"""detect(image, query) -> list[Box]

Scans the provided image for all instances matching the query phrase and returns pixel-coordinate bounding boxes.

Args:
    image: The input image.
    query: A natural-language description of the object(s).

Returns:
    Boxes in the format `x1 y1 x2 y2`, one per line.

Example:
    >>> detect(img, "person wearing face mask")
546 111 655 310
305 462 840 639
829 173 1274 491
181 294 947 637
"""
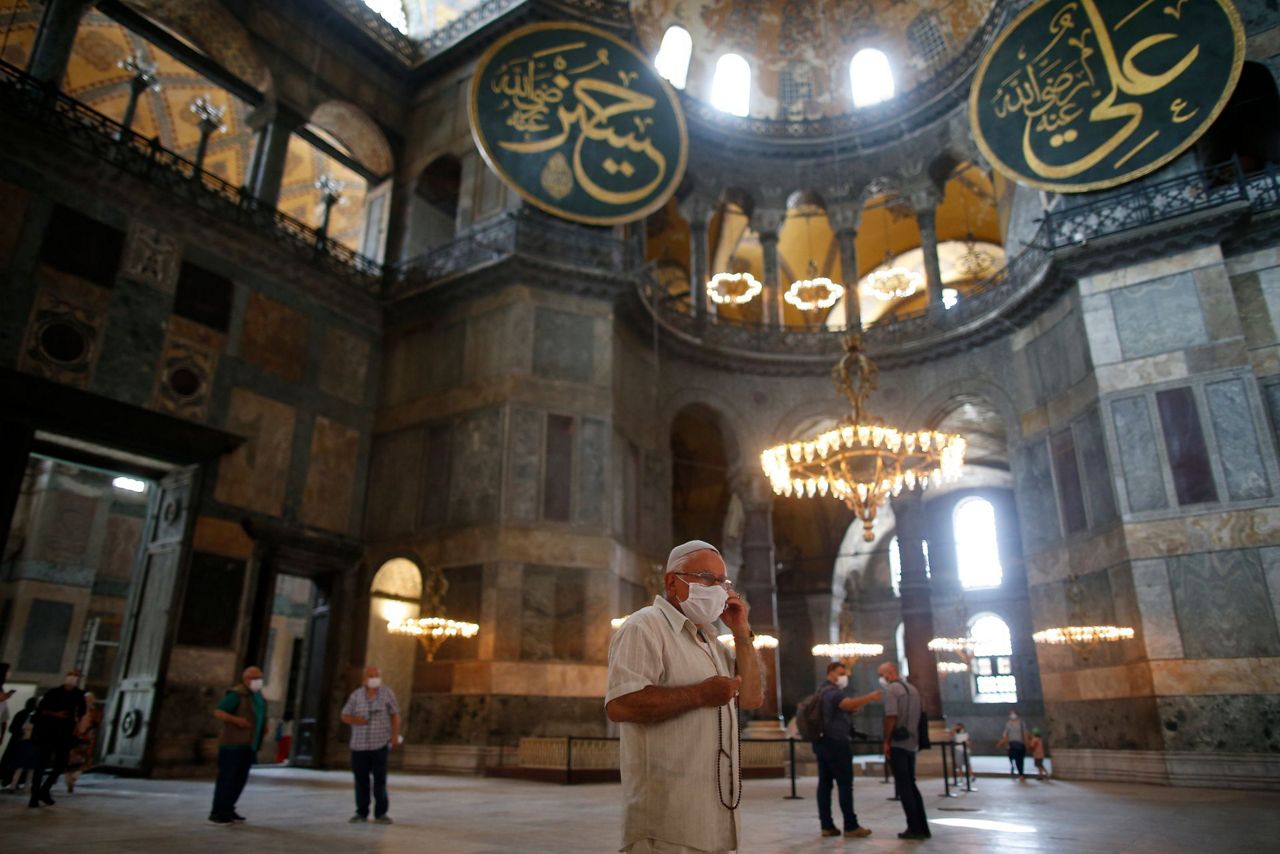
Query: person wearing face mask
606 540 765 853
209 665 266 826
878 661 929 840
812 661 882 839
340 665 402 824
27 669 86 808
996 710 1028 780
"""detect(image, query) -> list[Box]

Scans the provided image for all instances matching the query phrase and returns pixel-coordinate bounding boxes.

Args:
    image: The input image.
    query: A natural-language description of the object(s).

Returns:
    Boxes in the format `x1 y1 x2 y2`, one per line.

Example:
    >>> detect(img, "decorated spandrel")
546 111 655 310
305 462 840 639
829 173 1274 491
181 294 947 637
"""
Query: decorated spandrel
970 0 1244 193
470 22 688 226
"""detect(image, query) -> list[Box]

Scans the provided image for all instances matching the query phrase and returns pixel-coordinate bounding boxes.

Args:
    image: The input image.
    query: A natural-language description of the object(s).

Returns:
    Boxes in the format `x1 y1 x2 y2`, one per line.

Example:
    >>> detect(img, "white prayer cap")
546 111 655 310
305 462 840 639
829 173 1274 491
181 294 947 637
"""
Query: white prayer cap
665 540 721 573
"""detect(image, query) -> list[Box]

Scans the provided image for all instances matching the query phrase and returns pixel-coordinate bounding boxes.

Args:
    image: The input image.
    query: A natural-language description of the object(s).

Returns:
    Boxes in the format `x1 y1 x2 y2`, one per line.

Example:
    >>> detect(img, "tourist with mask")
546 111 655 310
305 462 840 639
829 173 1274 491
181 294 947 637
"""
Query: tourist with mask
340 664 401 824
606 540 765 853
997 710 1029 779
878 661 929 840
209 665 266 825
27 669 86 808
812 661 882 839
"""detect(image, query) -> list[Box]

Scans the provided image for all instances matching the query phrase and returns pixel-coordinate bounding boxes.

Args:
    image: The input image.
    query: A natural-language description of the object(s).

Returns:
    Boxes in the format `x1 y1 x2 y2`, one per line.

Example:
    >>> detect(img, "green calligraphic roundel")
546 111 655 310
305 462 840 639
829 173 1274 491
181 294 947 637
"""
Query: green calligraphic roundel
470 21 688 225
970 0 1244 193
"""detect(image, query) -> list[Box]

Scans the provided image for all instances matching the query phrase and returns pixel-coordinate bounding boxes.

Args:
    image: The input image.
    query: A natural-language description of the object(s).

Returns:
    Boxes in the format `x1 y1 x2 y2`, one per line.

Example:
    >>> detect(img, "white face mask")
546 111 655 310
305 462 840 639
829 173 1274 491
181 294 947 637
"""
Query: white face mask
366 677 381 689
248 678 264 693
878 676 891 690
835 675 849 690
679 582 729 626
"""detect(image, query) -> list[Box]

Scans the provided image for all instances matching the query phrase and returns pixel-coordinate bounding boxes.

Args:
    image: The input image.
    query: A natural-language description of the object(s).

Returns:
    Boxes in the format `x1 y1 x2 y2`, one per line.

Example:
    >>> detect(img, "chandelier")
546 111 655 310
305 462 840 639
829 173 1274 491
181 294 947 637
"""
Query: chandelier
1032 625 1134 660
864 259 923 301
785 213 844 312
718 633 779 650
928 636 976 654
387 566 479 661
955 236 996 280
936 661 969 674
812 642 884 659
760 334 966 541
707 271 762 305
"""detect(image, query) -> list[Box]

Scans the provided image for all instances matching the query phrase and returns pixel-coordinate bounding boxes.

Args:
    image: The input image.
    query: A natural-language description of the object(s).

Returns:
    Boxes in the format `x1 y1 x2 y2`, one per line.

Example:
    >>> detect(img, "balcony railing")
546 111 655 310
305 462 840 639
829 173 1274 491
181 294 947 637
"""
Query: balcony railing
0 61 384 293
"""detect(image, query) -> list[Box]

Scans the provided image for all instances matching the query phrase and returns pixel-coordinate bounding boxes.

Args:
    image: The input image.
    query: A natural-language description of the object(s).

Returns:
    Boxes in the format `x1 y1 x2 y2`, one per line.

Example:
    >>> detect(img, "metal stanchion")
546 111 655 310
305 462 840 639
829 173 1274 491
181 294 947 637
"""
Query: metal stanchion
785 738 802 799
963 741 974 791
565 735 573 786
940 741 959 797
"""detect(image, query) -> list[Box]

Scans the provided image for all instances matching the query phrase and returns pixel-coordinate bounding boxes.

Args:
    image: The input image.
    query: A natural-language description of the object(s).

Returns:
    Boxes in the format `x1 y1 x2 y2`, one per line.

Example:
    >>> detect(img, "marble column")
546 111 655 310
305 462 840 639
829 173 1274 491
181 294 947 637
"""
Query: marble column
28 0 91 85
891 491 943 720
914 205 946 312
834 227 861 330
735 473 782 724
759 229 782 328
689 210 709 326
246 107 305 209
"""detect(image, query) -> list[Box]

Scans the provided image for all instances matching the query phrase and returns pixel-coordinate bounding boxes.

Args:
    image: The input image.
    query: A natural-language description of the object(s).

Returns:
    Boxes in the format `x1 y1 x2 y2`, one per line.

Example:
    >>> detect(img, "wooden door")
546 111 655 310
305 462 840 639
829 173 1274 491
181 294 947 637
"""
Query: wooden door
100 465 199 771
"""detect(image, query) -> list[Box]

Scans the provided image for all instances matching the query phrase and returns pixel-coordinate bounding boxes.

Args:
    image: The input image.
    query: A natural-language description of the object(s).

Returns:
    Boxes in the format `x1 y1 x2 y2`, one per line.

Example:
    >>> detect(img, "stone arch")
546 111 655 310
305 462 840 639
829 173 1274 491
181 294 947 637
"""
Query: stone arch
769 397 848 447
905 376 1020 443
309 101 394 176
661 388 749 471
122 0 273 93
364 556 424 734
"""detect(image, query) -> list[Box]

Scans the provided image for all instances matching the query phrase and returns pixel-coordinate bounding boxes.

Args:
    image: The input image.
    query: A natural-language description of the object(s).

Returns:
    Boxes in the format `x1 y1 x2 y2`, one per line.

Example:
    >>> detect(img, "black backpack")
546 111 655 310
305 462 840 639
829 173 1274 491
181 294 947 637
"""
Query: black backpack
918 708 932 750
794 685 832 742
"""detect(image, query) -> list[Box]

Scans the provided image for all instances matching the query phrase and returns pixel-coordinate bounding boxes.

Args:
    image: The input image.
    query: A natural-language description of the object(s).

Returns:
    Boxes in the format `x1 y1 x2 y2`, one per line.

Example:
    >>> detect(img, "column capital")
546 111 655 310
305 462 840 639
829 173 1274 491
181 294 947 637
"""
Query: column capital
827 202 862 235
907 185 944 217
753 207 786 235
729 468 775 511
678 194 713 226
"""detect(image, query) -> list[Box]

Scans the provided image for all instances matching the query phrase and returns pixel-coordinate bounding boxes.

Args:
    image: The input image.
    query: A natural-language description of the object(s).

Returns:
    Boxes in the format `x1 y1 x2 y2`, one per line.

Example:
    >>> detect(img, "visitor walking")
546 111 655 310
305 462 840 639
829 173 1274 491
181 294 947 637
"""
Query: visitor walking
273 712 294 764
340 665 401 824
997 710 1029 779
605 540 765 853
208 665 266 826
1029 727 1048 779
810 660 881 838
65 692 103 793
28 670 87 807
878 661 929 840
1 697 38 792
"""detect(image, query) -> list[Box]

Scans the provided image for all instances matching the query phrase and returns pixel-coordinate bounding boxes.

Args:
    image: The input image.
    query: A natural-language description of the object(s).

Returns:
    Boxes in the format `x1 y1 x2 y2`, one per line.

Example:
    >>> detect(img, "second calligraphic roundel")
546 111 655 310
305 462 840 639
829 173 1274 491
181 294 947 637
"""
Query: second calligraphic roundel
969 0 1244 193
470 21 689 225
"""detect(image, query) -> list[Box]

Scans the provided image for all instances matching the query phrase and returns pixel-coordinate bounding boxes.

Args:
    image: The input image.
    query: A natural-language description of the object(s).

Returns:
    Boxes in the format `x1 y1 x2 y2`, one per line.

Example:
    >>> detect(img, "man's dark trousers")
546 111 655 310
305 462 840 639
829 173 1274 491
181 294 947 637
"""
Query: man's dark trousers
813 738 858 831
352 745 389 818
890 747 929 834
27 735 71 805
211 746 254 819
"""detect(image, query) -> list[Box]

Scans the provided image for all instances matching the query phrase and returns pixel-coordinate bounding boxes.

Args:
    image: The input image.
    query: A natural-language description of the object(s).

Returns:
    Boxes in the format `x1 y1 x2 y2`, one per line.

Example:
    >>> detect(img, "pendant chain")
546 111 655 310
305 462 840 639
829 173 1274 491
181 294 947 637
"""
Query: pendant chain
715 697 743 811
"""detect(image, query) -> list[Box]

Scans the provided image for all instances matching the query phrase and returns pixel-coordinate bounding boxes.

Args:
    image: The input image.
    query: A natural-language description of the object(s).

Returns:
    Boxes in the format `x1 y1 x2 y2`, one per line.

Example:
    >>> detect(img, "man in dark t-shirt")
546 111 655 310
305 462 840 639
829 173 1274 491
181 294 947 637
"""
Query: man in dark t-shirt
811 661 881 839
28 670 86 808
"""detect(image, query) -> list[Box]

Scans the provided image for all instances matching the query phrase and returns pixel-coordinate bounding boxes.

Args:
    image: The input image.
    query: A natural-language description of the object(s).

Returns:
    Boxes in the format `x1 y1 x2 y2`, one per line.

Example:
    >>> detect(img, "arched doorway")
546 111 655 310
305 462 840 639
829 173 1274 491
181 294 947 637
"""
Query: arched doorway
364 557 423 744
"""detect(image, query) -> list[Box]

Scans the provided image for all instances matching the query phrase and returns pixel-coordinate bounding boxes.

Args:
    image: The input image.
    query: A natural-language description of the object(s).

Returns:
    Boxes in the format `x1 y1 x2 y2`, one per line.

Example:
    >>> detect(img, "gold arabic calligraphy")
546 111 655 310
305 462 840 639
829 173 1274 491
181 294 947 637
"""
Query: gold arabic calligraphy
489 42 668 206
989 0 1201 179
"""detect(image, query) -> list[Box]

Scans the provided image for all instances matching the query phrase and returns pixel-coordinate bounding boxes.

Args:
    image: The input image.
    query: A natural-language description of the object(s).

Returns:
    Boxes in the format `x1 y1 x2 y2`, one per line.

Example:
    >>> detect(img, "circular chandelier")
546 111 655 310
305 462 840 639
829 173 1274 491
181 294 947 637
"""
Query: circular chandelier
387 566 479 661
865 262 923 302
707 271 762 305
1033 625 1134 648
761 335 966 541
784 275 844 311
812 642 884 659
955 237 997 280
928 636 976 654
718 633 779 650
936 661 969 674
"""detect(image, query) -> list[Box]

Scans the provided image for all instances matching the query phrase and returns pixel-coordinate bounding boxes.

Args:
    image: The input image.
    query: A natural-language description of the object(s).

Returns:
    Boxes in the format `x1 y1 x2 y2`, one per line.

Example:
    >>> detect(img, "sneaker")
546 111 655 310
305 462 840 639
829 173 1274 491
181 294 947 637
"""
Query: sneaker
821 827 840 837
373 815 393 825
349 815 367 823
231 812 247 823
845 827 872 838
898 830 931 840
208 816 234 826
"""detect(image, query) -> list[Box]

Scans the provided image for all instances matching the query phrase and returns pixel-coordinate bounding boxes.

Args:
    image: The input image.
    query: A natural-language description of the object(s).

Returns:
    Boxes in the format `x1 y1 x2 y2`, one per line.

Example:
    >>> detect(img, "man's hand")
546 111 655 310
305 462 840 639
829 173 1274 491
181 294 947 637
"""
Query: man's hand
699 675 742 707
344 716 370 726
233 715 252 730
884 738 892 761
721 591 751 637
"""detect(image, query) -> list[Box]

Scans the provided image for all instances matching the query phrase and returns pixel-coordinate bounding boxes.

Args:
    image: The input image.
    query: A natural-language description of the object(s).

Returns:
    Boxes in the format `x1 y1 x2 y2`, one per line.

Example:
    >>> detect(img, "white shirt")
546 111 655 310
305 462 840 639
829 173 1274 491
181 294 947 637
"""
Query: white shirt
606 595 741 852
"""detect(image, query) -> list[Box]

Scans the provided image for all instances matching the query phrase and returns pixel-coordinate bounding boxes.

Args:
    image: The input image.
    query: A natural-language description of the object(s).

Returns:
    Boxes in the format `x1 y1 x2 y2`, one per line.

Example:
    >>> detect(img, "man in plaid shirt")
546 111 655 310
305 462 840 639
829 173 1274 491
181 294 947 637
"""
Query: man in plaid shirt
340 665 401 824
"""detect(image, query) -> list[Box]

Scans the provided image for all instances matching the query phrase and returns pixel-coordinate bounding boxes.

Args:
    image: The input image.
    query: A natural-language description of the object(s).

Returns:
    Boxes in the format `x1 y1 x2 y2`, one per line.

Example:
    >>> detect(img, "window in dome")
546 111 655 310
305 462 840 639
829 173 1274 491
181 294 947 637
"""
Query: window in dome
362 0 409 33
711 53 751 117
849 49 894 108
954 497 1003 589
654 26 692 89
778 62 814 118
907 12 950 71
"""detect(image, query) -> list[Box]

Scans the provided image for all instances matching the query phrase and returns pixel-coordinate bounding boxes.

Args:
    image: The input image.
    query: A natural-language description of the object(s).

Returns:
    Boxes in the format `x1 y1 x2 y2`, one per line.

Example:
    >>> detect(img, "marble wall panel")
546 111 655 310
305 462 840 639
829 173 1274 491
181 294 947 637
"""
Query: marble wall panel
466 306 515 382
101 513 144 581
1261 267 1280 336
520 565 588 662
506 407 543 522
1168 549 1280 658
1075 408 1118 528
119 222 180 293
1110 273 1209 360
36 491 98 564
364 427 424 539
406 694 607 744
1194 265 1243 342
317 326 370 405
92 278 171 406
639 452 669 556
300 416 361 533
1012 439 1059 552
213 388 297 517
1264 547 1280 639
19 266 112 388
1264 382 1280 451
383 322 464 406
150 316 223 422
532 308 593 383
1131 558 1184 659
1082 293 1123 365
1110 396 1168 512
0 179 30 272
448 407 503 527
1205 379 1271 501
1045 696 1164 750
238 291 308 382
576 417 608 527
1027 312 1089 403
1158 694 1280 753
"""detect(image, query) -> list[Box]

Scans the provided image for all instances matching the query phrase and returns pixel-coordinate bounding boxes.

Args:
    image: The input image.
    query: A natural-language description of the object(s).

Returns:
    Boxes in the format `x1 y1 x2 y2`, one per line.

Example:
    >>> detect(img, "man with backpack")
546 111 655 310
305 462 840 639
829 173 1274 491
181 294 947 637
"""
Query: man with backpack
798 661 882 839
879 661 930 840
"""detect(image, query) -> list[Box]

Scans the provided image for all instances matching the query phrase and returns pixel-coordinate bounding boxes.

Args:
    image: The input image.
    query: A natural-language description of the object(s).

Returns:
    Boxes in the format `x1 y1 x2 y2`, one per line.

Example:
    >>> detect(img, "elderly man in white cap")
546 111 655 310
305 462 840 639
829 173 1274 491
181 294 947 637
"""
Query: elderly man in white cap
606 540 764 853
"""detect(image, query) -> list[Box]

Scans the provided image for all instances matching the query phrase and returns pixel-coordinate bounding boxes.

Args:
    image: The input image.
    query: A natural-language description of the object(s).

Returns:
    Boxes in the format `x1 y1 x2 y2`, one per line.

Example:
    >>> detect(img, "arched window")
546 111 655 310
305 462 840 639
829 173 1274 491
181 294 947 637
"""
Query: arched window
711 53 751 117
895 621 909 677
906 12 949 71
362 0 408 34
969 613 1017 703
849 48 894 108
954 496 1002 588
654 26 693 90
889 535 931 597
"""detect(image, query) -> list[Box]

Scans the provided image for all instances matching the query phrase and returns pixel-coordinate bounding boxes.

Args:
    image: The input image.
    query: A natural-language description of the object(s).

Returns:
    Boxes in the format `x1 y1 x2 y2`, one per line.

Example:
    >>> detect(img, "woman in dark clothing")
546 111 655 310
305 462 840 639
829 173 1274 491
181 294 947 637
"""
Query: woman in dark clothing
1 697 39 792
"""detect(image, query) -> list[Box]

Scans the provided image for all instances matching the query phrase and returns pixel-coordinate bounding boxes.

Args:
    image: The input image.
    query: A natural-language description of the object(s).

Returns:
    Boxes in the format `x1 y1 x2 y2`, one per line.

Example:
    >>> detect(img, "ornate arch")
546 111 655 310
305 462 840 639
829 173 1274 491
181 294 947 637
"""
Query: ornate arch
310 100 394 176
122 0 273 92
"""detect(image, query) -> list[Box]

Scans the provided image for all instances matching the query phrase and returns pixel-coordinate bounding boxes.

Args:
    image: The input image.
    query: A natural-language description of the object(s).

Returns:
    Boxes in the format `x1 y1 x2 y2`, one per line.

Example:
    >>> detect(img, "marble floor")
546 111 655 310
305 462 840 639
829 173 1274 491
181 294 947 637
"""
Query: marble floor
2 765 1277 853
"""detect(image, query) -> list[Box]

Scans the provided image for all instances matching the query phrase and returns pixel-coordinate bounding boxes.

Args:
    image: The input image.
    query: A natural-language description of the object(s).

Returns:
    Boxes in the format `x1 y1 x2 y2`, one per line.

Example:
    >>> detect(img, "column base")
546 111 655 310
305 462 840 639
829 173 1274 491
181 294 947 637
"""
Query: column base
1052 748 1280 790
744 718 786 739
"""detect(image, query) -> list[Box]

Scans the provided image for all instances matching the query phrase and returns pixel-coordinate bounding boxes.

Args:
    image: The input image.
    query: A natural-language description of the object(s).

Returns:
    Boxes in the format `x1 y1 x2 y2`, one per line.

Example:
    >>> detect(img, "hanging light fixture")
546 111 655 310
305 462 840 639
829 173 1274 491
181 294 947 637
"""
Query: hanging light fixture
955 232 996 280
707 271 762 305
718 633 780 650
928 636 976 654
760 334 966 541
784 211 844 312
864 199 923 301
937 661 969 674
1032 572 1134 660
812 642 884 659
388 565 479 661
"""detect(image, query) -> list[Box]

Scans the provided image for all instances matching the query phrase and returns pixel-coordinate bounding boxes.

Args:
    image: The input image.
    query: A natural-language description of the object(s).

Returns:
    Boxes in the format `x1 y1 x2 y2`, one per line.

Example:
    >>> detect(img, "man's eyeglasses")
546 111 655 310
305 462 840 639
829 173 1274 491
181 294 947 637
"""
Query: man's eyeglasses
676 572 734 590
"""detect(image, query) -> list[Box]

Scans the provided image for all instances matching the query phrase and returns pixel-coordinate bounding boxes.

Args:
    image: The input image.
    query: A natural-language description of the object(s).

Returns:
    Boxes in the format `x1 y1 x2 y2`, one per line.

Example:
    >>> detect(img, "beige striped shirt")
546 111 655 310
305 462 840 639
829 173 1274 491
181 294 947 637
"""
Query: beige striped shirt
606 595 741 853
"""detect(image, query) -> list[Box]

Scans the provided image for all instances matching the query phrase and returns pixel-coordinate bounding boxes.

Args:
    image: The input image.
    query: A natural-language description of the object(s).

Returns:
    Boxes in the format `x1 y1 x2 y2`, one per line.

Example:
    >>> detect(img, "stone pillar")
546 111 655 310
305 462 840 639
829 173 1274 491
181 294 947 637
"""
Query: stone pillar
28 0 91 85
680 196 711 326
913 201 945 311
759 228 781 328
829 202 862 330
247 107 305 209
734 472 783 726
891 491 943 720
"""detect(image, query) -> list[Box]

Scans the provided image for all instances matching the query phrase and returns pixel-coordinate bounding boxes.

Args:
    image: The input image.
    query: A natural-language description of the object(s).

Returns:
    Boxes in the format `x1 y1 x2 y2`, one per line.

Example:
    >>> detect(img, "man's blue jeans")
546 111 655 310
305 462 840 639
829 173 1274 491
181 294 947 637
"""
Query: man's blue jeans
813 738 858 831
211 746 253 819
351 745 389 818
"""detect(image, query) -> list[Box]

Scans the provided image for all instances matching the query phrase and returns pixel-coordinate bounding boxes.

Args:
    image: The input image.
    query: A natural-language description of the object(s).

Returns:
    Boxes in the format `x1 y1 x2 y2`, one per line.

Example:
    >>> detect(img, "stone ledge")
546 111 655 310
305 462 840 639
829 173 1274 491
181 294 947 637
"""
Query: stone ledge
1053 748 1280 790
402 744 504 775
